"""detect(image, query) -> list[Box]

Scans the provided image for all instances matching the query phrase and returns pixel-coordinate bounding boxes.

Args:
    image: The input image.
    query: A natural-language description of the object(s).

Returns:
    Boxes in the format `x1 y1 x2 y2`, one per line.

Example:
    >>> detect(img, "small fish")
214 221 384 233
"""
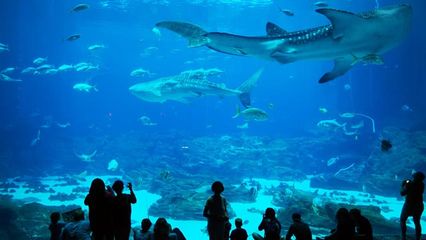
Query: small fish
130 68 153 77
339 112 355 118
327 156 339 166
66 34 80 41
314 1 328 7
344 84 351 91
319 107 328 113
350 120 364 129
237 122 249 129
280 9 295 16
0 73 22 82
33 57 48 65
56 122 71 128
88 44 105 51
21 67 37 74
381 139 392 152
233 106 268 121
73 83 98 92
268 103 274 109
72 3 89 12
0 43 9 53
57 64 74 72
1 67 15 74
152 27 161 38
139 116 157 126
401 104 413 112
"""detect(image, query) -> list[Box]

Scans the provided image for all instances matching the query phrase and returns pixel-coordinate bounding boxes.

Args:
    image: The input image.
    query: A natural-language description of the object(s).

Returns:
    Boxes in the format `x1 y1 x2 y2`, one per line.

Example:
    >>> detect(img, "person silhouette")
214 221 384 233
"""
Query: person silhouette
112 180 137 240
84 178 114 240
49 212 65 240
203 181 229 240
323 208 355 240
230 218 248 240
349 208 372 240
133 218 153 240
400 171 425 240
285 213 312 240
253 208 281 240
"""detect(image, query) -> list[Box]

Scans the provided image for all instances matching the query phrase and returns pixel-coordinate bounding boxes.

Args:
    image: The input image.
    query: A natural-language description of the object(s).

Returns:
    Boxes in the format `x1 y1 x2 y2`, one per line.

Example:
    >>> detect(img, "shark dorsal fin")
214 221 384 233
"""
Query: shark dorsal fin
266 22 288 37
316 8 365 40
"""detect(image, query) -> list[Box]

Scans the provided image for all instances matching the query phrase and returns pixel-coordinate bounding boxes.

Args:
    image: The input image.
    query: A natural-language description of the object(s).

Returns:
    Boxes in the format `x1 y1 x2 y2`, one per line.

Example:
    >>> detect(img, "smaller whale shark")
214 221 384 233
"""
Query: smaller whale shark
129 68 263 107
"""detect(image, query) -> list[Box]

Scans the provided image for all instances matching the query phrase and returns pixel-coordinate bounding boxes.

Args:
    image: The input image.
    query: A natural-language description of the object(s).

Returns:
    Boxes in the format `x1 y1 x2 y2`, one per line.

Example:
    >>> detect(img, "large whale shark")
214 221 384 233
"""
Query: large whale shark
156 4 412 83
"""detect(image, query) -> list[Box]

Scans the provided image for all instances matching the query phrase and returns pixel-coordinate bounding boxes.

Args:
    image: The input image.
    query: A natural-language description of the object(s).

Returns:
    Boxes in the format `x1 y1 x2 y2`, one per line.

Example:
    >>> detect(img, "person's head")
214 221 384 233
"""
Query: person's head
235 218 243 228
349 208 361 220
141 218 152 232
413 171 425 182
50 212 61 224
89 178 105 196
292 213 302 222
211 181 224 194
72 209 85 222
154 217 171 239
112 180 124 194
336 208 350 222
264 208 276 220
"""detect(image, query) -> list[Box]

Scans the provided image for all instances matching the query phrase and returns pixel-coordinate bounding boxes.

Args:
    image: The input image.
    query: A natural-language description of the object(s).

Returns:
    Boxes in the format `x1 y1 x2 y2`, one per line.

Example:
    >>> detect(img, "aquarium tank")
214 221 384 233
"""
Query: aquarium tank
0 0 425 239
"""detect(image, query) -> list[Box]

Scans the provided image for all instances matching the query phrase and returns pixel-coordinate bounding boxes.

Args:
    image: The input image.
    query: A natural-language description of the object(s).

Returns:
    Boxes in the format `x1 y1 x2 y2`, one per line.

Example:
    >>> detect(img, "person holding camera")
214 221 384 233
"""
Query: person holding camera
253 208 282 240
112 180 137 240
400 171 425 240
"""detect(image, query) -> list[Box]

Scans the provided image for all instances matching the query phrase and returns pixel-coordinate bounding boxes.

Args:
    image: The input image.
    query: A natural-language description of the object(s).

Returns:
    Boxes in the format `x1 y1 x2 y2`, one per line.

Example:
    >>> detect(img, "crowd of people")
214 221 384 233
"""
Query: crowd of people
49 171 425 240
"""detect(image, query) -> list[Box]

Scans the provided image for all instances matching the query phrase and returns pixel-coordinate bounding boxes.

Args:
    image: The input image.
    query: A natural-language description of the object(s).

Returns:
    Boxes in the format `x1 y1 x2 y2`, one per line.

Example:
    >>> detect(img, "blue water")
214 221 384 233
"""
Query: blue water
0 0 425 177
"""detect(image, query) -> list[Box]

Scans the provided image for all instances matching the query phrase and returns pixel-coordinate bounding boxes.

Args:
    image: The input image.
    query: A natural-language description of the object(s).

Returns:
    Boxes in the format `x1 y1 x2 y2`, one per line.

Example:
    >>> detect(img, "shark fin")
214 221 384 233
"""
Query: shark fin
237 68 264 108
266 22 288 37
156 21 209 47
319 56 354 83
316 8 365 40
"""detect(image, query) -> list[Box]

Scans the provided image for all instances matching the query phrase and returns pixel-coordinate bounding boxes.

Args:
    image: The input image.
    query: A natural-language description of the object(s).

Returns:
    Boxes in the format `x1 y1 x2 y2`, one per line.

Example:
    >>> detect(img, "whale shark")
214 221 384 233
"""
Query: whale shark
129 68 263 107
156 4 412 83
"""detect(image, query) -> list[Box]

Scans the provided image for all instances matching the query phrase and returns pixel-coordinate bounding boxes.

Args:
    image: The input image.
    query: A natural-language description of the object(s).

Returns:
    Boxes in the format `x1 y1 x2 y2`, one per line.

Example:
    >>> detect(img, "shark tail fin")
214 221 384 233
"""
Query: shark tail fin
237 68 264 108
155 21 209 47
232 105 241 119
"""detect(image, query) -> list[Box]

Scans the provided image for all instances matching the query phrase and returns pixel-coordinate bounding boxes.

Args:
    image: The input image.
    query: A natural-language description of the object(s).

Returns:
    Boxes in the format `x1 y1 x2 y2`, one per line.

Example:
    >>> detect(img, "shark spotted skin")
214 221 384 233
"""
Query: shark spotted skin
129 68 263 106
156 4 412 83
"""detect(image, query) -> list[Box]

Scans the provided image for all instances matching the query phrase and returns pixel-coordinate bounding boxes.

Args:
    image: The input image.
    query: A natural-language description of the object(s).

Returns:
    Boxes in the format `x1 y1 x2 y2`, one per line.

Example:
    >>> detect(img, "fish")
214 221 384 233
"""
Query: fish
33 57 47 65
339 112 355 118
130 68 153 77
314 1 328 8
0 73 22 82
381 139 392 152
71 3 89 12
233 106 268 121
343 84 351 90
107 159 119 171
57 64 74 72
0 43 9 53
129 68 263 107
401 104 413 112
1 67 15 74
36 64 55 71
75 150 97 162
139 116 157 126
88 44 105 51
280 9 295 16
66 34 80 41
327 156 339 166
156 4 412 83
73 83 98 92
317 119 346 130
319 107 328 113
237 122 249 129
21 67 37 74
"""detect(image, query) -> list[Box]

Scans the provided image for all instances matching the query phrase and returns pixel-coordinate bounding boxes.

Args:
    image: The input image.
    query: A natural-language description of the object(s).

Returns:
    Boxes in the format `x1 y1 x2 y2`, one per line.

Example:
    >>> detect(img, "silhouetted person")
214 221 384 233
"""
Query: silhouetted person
323 208 355 240
230 218 248 240
134 218 153 240
400 171 425 240
112 180 137 240
61 208 91 240
285 213 312 240
349 208 372 240
84 178 114 240
203 181 229 240
253 208 282 240
153 217 178 240
49 212 65 240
